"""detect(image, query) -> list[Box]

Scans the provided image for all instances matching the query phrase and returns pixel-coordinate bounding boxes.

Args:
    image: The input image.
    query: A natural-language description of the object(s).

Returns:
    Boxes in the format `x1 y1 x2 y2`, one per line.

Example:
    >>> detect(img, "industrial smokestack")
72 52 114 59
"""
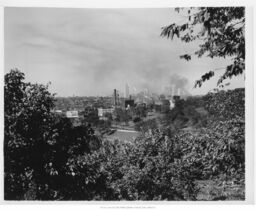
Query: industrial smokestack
177 88 181 96
125 83 129 99
171 85 175 97
114 89 117 106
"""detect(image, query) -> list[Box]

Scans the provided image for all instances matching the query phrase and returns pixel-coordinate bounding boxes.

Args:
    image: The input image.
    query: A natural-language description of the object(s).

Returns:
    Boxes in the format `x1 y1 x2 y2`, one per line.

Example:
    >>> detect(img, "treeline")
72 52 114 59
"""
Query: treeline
54 96 113 111
4 69 245 200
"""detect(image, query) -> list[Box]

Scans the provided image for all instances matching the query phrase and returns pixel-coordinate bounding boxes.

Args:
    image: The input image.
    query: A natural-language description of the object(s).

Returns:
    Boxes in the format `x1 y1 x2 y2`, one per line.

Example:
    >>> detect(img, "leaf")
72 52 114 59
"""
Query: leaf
180 23 188 31
175 8 180 13
194 71 215 88
179 54 191 61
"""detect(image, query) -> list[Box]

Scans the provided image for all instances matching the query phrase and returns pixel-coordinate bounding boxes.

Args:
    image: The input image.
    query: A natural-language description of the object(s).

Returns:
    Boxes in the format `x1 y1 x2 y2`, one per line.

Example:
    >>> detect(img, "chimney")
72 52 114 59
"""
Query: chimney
177 88 181 96
125 83 129 99
114 89 117 106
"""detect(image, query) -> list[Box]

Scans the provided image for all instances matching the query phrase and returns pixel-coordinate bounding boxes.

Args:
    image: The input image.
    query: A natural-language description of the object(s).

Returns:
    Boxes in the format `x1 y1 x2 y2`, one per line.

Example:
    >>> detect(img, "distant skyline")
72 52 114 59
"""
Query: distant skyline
5 7 244 97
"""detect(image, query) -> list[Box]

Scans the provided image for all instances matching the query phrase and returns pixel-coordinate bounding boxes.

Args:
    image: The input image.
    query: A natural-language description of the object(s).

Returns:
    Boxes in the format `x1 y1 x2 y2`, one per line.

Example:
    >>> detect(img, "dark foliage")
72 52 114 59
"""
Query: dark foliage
4 69 101 200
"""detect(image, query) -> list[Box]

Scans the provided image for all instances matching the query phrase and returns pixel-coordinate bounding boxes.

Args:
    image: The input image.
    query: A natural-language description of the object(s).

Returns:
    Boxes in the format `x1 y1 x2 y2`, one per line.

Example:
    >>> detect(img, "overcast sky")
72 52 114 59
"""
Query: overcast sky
4 7 244 97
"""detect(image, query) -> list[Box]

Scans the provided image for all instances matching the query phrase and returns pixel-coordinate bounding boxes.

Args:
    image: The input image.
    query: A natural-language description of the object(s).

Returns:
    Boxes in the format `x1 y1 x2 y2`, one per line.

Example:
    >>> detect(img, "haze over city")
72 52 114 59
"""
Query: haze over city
5 7 244 97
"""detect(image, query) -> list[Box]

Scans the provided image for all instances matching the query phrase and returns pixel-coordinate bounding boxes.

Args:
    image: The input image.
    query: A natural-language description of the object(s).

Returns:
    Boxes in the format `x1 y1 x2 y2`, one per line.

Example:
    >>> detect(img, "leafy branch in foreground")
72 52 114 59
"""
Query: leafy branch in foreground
161 7 245 87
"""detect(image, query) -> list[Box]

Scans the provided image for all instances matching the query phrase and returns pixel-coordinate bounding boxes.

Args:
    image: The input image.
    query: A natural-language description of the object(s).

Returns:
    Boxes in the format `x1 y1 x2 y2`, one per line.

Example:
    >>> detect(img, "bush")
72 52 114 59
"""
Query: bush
134 119 158 132
72 132 198 200
203 88 245 120
133 116 141 123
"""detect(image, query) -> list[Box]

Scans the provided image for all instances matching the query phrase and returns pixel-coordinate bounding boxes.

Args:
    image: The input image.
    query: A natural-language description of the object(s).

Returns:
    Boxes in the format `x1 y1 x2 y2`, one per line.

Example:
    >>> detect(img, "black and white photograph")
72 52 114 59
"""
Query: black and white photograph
1 0 254 205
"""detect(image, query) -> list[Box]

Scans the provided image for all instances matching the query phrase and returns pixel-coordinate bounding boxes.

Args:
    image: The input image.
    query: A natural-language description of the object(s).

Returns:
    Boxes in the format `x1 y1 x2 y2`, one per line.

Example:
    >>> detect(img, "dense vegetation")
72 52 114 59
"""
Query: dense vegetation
4 70 245 200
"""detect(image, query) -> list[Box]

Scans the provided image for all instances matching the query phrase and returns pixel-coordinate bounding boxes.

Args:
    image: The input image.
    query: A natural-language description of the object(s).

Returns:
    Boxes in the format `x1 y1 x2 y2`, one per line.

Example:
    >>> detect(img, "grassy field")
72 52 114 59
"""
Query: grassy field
105 130 140 142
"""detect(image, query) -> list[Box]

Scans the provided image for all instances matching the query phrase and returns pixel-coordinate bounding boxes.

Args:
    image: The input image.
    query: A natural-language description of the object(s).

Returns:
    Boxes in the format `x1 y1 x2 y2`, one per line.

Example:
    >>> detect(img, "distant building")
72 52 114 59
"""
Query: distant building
161 99 170 112
52 109 63 114
164 86 172 96
125 100 134 109
159 94 166 100
173 95 180 102
98 108 114 120
113 89 121 106
51 109 65 117
135 95 154 106
66 110 79 118
125 95 135 109
169 99 175 109
125 83 129 99
154 99 170 113
154 100 161 112
177 88 181 96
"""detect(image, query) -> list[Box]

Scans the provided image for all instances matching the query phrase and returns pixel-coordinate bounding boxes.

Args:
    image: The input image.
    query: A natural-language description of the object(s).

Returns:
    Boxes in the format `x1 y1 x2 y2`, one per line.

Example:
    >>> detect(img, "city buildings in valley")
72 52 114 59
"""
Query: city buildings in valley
66 110 79 118
98 107 114 120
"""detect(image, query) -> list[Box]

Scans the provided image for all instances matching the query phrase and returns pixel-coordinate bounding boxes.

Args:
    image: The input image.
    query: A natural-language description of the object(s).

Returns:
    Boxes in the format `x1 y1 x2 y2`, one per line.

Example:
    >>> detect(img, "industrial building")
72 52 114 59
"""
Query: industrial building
125 95 135 109
97 107 114 120
125 83 129 99
66 110 79 118
154 99 170 113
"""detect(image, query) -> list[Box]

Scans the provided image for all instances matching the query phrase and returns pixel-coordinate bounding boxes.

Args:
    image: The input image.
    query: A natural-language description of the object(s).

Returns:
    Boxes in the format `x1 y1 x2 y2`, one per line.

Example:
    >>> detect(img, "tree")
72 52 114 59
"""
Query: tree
134 105 147 118
82 106 99 126
134 119 158 133
113 108 130 124
4 69 101 200
161 7 245 87
4 69 56 199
